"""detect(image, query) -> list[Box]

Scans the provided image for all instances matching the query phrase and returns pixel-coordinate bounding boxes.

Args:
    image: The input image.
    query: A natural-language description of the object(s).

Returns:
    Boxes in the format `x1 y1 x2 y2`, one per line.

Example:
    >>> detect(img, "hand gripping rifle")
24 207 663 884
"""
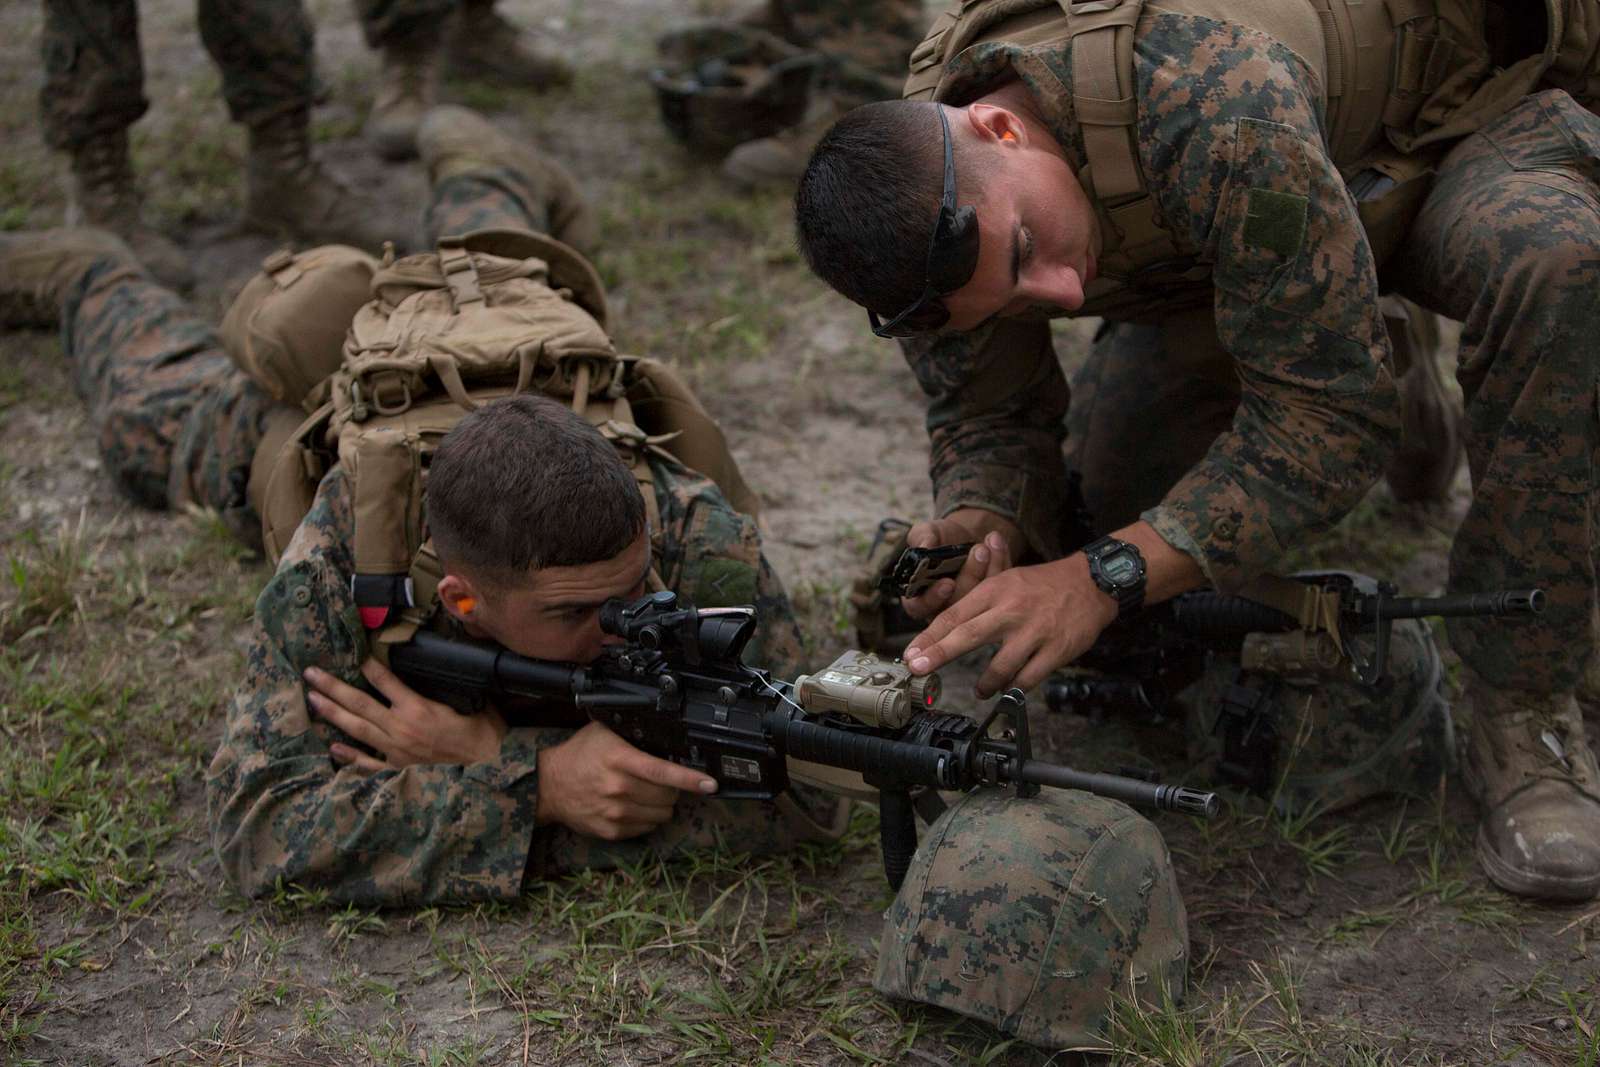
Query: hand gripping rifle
388 590 1220 890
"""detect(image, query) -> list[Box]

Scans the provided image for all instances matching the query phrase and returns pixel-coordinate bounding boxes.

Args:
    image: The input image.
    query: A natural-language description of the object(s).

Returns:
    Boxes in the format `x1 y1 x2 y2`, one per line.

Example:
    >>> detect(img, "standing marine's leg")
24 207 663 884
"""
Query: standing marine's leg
195 0 391 250
39 0 192 289
353 0 450 161
1392 89 1600 901
356 0 571 162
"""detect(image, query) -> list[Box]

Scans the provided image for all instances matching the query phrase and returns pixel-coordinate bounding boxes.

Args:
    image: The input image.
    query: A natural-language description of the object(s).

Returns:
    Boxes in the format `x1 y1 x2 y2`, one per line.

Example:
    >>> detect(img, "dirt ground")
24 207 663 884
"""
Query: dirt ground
2 1 1598 1064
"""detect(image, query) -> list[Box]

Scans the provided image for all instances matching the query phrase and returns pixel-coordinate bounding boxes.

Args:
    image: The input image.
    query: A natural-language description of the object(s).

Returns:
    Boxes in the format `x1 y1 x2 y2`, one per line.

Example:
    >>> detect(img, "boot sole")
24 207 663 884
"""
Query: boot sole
1475 823 1600 901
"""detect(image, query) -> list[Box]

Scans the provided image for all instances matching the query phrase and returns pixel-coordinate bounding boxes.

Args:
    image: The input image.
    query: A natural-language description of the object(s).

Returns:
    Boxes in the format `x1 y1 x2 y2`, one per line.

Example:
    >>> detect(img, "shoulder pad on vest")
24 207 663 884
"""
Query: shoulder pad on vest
902 0 1064 101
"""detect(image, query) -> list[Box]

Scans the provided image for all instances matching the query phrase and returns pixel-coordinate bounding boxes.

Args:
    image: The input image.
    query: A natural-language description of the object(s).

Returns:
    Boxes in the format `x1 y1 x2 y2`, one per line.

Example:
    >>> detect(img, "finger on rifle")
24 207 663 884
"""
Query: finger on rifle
905 588 989 673
1013 647 1066 697
974 624 1041 699
360 657 431 710
920 612 1005 680
618 798 676 826
330 742 389 774
616 776 681 810
307 689 391 752
618 745 718 795
303 664 386 721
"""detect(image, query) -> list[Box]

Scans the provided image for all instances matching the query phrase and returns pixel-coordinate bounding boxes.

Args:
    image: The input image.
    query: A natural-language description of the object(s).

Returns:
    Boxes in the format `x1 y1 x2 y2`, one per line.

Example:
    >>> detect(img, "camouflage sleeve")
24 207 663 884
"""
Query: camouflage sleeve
1135 15 1401 590
650 454 811 678
898 316 1072 560
205 468 544 906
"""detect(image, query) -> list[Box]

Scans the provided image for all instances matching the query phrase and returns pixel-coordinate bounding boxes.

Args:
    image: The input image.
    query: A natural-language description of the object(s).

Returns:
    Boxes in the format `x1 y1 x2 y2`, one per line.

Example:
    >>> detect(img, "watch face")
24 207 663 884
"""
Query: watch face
1102 551 1141 587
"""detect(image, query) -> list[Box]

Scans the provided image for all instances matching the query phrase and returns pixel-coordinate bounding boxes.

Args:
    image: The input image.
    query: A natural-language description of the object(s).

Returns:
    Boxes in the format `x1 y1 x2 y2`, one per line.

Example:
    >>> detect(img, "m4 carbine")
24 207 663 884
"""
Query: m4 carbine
1043 571 1544 793
389 590 1219 890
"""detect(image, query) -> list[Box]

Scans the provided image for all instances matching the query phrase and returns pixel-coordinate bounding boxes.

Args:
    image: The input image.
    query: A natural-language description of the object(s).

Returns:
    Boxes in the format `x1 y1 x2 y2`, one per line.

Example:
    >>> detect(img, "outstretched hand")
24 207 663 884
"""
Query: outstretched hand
904 554 1119 699
303 659 508 770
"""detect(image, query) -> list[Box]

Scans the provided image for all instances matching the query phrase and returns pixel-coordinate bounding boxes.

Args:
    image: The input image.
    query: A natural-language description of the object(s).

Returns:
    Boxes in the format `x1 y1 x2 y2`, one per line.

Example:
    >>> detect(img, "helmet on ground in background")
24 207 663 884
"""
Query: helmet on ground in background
650 22 824 157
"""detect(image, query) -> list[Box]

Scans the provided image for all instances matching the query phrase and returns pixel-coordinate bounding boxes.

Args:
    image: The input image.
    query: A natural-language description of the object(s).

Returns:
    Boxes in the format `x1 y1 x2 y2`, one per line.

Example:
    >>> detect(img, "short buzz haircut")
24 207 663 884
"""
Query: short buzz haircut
426 395 646 588
794 100 949 318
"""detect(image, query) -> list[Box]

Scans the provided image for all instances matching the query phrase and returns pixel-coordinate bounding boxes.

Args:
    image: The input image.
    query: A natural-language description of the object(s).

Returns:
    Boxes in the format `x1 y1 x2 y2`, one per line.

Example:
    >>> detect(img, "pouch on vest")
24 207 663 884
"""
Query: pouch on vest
220 245 380 411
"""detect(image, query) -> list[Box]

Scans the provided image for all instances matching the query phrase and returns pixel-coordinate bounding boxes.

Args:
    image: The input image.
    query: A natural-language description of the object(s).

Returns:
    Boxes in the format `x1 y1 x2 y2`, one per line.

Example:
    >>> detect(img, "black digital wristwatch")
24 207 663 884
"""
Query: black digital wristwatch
1083 536 1146 616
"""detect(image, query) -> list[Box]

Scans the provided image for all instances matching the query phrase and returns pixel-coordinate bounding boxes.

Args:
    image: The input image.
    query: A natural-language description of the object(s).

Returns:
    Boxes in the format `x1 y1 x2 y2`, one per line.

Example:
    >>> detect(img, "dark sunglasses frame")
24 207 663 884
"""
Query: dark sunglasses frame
867 106 983 339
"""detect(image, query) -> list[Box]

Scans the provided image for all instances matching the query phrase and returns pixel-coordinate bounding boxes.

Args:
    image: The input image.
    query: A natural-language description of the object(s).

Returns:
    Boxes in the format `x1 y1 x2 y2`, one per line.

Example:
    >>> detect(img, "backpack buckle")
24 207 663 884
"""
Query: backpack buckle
352 573 416 630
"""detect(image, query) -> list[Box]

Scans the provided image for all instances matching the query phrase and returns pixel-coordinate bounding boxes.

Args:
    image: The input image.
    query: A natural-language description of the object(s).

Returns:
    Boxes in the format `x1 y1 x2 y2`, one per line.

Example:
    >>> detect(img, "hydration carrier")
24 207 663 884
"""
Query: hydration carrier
902 0 1594 314
225 228 759 649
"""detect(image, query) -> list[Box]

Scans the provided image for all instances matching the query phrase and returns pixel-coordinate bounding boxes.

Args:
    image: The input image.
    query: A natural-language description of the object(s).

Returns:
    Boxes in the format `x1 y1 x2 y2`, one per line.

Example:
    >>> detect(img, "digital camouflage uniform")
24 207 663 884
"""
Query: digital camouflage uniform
56 162 832 904
904 13 1600 698
39 0 313 150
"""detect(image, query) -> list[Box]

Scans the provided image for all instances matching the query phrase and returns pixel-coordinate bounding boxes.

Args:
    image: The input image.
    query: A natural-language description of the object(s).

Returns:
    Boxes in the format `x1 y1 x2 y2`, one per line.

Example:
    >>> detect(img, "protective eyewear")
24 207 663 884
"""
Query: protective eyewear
867 106 982 338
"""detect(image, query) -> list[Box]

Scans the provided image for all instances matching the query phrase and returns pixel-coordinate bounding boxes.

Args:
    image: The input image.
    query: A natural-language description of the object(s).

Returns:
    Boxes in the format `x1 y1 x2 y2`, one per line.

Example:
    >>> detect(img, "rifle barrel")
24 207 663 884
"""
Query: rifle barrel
1366 589 1545 620
1015 761 1221 817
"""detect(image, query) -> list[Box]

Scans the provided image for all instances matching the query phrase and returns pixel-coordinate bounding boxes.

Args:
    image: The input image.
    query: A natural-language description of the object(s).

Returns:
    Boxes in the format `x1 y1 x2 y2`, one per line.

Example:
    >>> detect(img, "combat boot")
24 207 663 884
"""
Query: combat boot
416 106 598 252
1464 681 1600 901
365 38 442 162
721 99 843 190
65 130 193 292
0 228 141 329
245 111 393 252
446 1 573 91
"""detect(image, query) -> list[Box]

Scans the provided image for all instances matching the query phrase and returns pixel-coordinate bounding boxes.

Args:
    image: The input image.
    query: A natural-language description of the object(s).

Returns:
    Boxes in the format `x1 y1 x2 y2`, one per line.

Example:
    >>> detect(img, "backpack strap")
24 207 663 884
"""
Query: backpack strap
348 426 423 630
1052 0 1197 283
436 236 486 308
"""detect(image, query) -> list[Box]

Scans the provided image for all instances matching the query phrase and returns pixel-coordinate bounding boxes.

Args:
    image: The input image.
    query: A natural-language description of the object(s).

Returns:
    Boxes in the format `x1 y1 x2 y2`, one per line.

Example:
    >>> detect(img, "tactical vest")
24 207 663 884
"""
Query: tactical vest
903 0 1598 317
224 229 760 656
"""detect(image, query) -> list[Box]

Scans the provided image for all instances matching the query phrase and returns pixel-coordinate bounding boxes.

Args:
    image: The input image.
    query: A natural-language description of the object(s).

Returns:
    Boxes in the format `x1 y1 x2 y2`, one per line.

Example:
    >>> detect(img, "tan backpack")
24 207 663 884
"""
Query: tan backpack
902 0 1596 316
223 228 758 647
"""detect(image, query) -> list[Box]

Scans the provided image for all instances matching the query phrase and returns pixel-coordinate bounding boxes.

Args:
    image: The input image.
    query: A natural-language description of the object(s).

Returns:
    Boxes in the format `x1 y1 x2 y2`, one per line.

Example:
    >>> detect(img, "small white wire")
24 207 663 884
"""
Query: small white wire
749 667 808 716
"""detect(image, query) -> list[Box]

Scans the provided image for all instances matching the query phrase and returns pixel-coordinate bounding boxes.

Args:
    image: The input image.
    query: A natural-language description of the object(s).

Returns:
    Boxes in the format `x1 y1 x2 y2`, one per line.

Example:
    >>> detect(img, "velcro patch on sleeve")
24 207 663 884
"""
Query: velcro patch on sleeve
1242 188 1308 259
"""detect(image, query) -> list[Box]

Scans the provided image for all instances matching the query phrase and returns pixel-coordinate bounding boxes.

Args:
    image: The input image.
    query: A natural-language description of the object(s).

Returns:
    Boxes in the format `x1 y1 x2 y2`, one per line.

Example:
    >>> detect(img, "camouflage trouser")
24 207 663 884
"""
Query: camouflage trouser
425 166 554 244
39 0 314 149
768 0 927 106
1069 91 1600 696
58 158 554 522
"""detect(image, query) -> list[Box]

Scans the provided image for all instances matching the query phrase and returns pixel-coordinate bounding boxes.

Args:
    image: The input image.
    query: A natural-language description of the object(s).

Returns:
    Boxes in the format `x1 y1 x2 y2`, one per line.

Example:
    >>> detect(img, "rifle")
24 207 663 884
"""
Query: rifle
388 590 1220 890
1041 571 1544 793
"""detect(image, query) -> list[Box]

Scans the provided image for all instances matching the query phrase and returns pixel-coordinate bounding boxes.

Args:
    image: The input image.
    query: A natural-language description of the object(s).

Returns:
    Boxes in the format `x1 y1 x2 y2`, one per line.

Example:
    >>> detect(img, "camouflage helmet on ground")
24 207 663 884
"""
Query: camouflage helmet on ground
650 21 824 156
1181 598 1454 817
875 787 1188 1050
